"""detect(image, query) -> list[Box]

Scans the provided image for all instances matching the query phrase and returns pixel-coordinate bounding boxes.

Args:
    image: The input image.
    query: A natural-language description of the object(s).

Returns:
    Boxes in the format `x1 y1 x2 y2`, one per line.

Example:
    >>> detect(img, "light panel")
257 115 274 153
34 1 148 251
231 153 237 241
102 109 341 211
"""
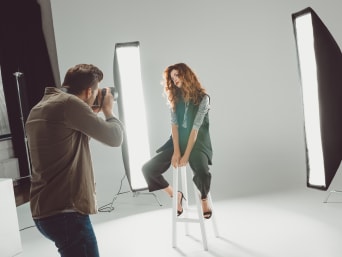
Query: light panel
114 42 150 192
292 7 342 190
294 13 325 187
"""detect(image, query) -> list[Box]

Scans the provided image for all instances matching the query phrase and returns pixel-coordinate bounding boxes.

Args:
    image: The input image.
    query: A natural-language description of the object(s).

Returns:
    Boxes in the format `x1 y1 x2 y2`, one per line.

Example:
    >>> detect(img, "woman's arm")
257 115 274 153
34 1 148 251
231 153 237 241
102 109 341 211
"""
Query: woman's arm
171 123 181 167
180 95 210 166
179 129 198 166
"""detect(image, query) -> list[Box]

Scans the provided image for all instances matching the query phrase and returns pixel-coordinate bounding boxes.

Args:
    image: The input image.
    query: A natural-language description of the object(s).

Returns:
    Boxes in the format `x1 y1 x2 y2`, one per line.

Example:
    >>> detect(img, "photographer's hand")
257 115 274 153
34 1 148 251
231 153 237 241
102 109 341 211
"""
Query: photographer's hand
101 87 115 119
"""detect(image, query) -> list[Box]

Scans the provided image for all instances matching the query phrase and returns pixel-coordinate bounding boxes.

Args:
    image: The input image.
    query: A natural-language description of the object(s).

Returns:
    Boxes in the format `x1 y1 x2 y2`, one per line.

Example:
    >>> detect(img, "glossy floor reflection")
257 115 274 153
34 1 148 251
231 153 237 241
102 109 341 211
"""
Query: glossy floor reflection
16 188 342 257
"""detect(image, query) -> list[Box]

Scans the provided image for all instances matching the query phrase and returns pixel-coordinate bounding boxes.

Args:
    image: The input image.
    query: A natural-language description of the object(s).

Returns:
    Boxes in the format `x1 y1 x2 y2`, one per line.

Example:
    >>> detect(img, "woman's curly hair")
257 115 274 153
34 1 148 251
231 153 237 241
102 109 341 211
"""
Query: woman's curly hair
163 63 206 111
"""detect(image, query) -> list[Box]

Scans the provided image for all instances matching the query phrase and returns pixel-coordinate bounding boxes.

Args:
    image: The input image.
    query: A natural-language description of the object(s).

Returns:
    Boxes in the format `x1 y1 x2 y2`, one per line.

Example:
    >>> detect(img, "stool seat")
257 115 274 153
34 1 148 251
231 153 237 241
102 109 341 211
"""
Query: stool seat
172 165 219 251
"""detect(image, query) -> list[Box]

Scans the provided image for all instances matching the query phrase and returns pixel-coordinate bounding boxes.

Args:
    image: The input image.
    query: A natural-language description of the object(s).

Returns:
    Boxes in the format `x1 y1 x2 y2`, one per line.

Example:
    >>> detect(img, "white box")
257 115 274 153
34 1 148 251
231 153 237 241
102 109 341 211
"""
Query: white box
0 179 22 256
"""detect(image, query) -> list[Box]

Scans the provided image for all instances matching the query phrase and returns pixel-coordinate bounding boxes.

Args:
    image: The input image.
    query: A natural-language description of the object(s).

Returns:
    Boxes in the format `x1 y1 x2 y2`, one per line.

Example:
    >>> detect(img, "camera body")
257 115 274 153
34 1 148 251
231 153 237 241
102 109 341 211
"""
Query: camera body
92 86 118 109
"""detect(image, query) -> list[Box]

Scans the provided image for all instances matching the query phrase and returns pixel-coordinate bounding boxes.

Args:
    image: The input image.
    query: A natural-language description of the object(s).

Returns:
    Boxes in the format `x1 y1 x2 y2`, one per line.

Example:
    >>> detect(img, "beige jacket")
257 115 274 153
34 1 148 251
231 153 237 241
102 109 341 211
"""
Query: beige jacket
26 87 124 218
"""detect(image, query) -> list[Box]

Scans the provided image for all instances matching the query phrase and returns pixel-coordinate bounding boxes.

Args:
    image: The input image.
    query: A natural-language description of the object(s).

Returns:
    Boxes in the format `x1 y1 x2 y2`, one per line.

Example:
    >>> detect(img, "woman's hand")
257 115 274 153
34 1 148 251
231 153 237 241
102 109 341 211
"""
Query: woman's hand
179 155 189 167
171 151 181 168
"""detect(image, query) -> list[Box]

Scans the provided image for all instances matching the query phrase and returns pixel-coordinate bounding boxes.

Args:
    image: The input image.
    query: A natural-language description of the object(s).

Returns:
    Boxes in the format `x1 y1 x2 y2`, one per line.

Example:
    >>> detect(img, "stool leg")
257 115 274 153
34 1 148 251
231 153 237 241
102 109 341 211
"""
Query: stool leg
172 166 178 248
208 193 219 237
193 182 208 251
173 166 217 250
180 166 190 235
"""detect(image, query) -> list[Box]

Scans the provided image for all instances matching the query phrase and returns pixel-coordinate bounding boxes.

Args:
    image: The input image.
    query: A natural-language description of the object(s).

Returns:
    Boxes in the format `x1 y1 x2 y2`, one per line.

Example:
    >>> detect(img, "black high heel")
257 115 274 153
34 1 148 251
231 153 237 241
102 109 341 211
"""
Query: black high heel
202 198 212 219
177 191 186 216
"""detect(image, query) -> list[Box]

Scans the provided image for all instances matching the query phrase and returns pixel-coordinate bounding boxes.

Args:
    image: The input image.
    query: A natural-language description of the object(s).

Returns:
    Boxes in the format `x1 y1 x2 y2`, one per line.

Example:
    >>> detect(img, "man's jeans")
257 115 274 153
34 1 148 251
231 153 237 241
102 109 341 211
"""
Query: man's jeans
34 212 100 257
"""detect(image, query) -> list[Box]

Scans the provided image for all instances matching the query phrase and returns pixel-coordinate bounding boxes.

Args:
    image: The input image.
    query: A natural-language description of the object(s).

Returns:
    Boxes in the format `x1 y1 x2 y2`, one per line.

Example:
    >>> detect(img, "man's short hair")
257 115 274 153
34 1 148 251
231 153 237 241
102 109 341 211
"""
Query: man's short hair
62 64 103 95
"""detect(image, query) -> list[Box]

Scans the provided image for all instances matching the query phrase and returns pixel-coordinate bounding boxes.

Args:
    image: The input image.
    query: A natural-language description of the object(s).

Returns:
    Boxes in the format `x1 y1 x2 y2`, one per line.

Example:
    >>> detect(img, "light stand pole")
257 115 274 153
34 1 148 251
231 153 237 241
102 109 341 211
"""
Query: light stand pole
13 71 31 178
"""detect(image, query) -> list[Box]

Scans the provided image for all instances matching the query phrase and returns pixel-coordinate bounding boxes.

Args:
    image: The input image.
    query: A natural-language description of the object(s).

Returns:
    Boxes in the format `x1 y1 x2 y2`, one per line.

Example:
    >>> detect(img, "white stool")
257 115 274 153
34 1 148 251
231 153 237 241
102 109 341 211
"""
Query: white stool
172 165 219 251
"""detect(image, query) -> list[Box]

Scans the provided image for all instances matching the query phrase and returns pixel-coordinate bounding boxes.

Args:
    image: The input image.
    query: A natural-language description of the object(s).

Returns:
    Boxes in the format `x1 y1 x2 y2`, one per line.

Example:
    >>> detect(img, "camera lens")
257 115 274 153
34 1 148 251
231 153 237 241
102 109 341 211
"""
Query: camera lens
92 86 118 110
109 86 118 101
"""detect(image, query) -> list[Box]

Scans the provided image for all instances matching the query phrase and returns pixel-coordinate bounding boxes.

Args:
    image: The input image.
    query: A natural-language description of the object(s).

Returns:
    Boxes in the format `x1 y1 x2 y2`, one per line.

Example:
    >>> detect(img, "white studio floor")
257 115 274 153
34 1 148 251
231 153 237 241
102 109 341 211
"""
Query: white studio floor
16 188 342 257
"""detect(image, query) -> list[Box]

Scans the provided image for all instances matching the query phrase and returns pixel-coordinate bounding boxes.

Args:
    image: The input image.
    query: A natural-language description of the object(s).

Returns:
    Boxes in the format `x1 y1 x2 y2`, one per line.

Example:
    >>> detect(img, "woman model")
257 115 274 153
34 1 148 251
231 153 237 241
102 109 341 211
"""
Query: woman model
142 63 213 219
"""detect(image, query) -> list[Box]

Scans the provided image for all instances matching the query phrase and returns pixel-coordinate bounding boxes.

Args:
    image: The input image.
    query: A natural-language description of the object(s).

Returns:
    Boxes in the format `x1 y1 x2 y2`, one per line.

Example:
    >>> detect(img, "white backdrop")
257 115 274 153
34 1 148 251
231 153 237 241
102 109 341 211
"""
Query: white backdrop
48 0 342 203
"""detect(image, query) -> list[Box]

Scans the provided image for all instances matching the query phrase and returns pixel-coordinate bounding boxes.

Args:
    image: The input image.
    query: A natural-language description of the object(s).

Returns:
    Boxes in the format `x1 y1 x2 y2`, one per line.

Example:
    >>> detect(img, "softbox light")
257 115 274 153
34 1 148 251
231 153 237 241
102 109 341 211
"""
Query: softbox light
292 7 342 190
113 41 150 192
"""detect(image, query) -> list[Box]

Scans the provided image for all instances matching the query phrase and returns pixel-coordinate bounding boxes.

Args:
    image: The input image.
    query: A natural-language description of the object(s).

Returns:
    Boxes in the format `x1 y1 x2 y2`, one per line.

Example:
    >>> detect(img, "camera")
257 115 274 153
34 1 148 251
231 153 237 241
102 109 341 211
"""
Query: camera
92 86 118 109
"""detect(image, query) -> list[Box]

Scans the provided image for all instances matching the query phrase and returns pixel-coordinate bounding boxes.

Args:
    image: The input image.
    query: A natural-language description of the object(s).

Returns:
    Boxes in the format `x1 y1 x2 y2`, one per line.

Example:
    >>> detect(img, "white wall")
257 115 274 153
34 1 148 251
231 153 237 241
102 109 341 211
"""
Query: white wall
48 0 342 202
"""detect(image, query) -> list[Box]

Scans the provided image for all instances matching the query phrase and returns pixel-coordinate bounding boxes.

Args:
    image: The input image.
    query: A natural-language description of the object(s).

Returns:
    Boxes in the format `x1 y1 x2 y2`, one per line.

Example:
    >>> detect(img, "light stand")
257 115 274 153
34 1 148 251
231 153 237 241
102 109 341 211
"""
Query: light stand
98 174 162 213
324 166 342 203
324 190 342 203
13 71 31 180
